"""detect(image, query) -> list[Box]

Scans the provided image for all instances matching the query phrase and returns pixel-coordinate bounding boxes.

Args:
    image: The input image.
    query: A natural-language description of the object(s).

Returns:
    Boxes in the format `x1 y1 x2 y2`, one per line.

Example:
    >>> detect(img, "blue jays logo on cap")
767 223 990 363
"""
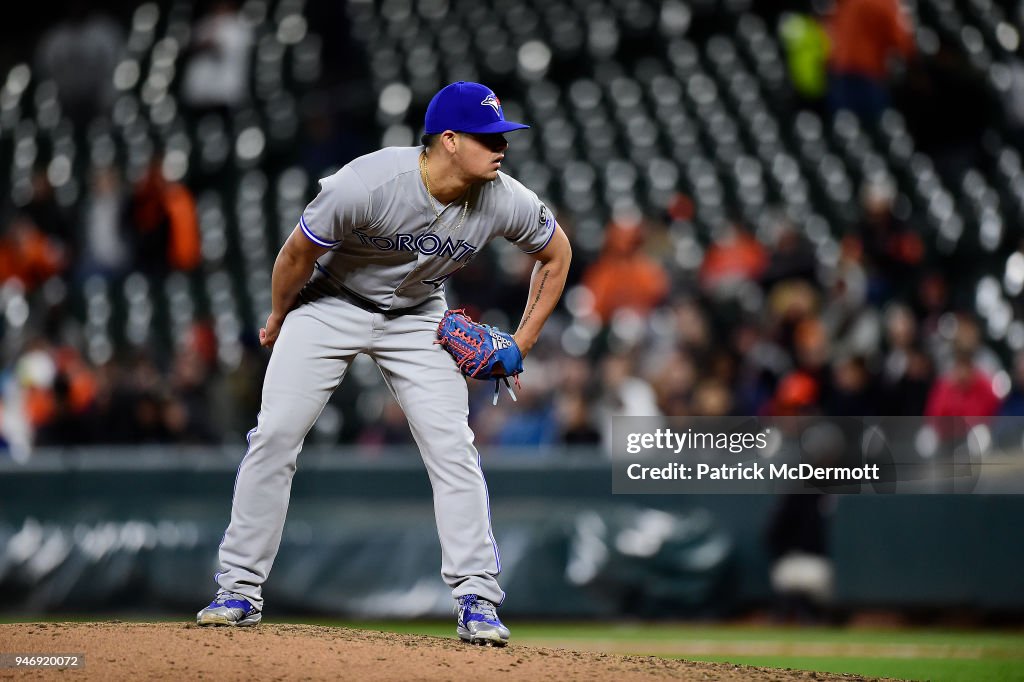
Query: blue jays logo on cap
481 94 501 115
424 81 530 135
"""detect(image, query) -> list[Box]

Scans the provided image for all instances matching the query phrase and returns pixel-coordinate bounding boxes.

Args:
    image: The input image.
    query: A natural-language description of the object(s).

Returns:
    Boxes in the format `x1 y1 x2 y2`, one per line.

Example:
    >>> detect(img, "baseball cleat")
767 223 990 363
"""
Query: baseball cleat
196 592 262 627
455 594 510 646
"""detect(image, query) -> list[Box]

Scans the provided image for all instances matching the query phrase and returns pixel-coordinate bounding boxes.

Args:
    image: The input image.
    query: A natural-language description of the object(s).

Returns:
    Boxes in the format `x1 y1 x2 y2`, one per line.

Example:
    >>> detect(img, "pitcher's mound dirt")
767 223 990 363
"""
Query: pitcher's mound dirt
0 622 888 681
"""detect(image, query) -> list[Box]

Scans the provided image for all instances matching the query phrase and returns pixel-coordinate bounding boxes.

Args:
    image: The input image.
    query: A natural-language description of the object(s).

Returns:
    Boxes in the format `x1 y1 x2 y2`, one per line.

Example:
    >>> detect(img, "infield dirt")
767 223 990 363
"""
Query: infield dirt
0 622 893 681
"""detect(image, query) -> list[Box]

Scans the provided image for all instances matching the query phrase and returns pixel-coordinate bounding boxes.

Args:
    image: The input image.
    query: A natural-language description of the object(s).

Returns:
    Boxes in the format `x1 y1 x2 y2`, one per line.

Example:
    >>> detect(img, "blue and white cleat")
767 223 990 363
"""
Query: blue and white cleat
196 592 262 627
455 594 510 646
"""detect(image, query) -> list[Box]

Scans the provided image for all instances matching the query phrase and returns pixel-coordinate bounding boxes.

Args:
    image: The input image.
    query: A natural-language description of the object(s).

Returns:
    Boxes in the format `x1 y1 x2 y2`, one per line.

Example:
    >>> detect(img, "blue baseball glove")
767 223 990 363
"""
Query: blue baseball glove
436 309 523 404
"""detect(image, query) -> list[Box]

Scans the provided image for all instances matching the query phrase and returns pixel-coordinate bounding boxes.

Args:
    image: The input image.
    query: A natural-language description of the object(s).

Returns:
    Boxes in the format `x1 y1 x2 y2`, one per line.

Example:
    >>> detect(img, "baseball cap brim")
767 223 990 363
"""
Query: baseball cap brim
455 120 531 134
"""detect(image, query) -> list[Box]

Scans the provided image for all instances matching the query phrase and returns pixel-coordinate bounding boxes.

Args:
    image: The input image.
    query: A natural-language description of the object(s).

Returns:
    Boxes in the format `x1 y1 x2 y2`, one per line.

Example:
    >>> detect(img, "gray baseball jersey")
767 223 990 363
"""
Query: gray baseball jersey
298 146 555 309
211 145 555 614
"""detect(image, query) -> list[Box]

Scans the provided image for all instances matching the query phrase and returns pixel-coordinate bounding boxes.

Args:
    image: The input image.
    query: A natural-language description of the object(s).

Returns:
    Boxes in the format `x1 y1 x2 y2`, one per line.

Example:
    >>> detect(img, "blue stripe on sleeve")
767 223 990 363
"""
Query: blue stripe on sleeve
522 216 556 254
299 215 341 247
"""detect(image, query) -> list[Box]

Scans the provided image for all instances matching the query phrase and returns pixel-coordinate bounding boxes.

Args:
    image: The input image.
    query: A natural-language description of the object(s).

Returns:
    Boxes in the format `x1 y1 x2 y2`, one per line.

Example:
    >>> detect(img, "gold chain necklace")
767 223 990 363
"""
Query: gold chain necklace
420 152 469 230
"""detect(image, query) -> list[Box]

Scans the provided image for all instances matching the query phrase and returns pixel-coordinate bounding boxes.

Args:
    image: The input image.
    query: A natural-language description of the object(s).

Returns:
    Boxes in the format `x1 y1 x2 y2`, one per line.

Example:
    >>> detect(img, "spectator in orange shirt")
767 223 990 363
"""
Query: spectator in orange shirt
827 0 915 122
769 370 821 416
34 346 99 446
582 218 669 324
131 155 202 274
699 222 768 294
0 214 67 291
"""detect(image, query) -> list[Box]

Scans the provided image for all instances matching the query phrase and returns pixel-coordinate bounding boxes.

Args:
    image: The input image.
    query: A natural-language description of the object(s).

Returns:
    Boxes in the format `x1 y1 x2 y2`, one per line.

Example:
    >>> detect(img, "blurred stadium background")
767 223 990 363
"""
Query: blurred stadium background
1 0 1023 676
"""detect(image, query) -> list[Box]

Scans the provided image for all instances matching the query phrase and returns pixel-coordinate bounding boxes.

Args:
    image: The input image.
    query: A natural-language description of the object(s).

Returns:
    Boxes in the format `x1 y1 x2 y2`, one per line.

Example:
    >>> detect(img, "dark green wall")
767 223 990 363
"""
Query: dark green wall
1 452 1021 615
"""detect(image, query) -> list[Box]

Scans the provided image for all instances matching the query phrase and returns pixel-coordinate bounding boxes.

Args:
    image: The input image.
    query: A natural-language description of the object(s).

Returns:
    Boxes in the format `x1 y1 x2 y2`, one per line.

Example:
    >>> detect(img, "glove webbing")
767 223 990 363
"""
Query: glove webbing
436 325 495 377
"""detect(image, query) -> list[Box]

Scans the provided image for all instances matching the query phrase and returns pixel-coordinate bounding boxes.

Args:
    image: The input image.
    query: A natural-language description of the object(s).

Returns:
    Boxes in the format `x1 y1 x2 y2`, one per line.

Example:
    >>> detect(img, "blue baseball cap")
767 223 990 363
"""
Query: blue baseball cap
424 81 530 135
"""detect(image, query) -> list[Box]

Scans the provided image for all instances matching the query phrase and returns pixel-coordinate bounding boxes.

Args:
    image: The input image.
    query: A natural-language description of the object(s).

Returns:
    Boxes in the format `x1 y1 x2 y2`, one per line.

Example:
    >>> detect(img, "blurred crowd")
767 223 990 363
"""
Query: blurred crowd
451 180 1024 453
2 0 1024 460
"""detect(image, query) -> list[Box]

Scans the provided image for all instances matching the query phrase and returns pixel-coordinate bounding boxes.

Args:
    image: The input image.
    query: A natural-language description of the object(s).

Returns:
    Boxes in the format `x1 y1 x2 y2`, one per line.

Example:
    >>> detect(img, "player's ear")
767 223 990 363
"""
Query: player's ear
441 130 458 154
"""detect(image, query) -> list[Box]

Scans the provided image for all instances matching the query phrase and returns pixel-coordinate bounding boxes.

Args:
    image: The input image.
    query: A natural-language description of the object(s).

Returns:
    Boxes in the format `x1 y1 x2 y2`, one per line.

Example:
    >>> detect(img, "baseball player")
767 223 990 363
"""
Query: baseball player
196 81 571 646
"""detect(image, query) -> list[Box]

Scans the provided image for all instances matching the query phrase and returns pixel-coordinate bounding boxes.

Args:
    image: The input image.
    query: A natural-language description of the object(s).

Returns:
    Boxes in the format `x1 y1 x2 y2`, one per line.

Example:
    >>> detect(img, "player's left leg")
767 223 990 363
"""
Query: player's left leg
369 305 505 611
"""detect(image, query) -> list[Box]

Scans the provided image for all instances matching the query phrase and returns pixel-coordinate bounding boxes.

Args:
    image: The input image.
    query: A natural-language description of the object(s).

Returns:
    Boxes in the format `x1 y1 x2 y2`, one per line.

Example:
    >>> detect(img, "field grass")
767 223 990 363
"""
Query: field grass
321 621 1024 682
2 616 1022 681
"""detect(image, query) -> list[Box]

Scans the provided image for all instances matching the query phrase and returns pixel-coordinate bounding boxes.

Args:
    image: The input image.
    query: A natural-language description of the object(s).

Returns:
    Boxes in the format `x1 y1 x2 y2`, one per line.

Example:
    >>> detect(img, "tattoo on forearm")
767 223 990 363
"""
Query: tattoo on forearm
519 269 550 330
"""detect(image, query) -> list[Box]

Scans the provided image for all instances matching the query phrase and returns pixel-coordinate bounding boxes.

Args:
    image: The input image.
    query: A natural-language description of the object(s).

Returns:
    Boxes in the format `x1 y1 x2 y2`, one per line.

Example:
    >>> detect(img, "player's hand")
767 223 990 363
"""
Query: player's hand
260 312 286 348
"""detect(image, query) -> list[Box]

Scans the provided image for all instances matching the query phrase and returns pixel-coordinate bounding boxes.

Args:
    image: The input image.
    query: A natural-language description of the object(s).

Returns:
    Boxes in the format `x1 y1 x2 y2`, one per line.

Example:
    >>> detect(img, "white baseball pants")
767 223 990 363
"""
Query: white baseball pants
214 292 504 610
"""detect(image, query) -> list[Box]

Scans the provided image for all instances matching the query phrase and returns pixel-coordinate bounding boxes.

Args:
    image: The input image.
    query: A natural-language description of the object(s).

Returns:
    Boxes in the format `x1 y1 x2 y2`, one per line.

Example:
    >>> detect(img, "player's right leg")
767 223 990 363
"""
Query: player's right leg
198 299 370 626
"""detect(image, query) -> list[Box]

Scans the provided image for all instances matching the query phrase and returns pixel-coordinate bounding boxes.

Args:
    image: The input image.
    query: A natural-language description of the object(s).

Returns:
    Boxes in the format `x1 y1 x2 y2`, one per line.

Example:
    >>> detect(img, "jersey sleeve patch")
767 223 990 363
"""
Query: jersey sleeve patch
299 214 341 247
520 211 556 254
